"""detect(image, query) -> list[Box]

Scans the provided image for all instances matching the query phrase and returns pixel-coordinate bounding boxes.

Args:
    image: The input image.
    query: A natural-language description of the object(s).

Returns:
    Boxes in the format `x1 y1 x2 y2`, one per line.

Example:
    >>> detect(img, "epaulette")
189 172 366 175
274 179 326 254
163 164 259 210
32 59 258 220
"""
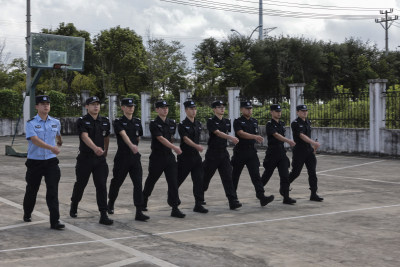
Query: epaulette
27 117 35 122
151 119 155 123
134 117 141 122
115 117 121 121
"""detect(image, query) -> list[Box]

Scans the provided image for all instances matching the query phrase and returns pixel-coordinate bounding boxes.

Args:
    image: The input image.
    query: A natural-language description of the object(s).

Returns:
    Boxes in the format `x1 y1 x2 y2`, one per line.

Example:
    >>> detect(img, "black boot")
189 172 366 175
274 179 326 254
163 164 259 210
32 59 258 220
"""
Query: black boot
171 207 185 218
107 200 114 214
229 200 242 210
193 204 208 213
283 197 296 205
310 193 324 202
70 202 78 218
260 195 274 206
135 208 150 221
23 214 32 222
99 211 113 225
50 221 65 230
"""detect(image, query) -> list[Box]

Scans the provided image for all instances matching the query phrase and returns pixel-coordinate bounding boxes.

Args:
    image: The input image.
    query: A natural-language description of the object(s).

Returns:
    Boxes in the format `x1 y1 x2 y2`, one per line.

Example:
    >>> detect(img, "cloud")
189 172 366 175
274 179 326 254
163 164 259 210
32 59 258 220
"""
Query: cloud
1 0 400 65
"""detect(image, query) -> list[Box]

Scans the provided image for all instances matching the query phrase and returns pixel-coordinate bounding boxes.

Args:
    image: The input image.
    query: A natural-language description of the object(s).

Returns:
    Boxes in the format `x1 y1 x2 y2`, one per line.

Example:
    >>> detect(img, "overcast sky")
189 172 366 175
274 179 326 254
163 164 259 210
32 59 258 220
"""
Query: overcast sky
1 0 400 67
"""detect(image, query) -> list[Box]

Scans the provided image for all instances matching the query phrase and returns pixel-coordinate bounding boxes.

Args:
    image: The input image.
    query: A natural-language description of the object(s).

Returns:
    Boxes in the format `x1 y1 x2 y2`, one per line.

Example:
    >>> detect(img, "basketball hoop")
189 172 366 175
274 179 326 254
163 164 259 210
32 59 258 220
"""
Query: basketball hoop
53 63 71 70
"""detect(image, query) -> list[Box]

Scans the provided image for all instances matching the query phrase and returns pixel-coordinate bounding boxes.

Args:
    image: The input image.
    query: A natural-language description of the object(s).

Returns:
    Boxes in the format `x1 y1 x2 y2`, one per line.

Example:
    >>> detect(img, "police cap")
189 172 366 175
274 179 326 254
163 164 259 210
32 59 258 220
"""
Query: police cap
211 100 225 108
296 104 308 111
240 101 253 109
121 98 136 107
86 96 101 105
270 104 282 111
155 100 169 108
35 95 50 104
184 100 196 108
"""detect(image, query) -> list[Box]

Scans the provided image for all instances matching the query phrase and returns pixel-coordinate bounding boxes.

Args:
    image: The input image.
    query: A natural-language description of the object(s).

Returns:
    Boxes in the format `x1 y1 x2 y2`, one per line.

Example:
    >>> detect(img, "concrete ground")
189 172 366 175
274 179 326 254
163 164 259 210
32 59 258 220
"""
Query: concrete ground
0 135 399 267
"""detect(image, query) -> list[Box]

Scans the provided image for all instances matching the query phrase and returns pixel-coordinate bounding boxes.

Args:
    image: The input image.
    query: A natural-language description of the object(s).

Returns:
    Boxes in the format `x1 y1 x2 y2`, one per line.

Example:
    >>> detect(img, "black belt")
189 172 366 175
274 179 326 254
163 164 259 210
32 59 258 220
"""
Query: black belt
268 143 284 147
207 147 227 151
236 144 255 149
78 151 103 158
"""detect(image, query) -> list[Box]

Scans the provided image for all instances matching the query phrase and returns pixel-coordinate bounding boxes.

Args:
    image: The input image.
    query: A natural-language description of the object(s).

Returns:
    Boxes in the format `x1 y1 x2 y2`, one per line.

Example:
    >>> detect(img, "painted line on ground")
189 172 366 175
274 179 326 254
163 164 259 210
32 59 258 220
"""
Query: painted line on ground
319 173 400 185
0 196 177 267
0 220 47 231
99 257 143 267
316 160 385 174
1 202 399 254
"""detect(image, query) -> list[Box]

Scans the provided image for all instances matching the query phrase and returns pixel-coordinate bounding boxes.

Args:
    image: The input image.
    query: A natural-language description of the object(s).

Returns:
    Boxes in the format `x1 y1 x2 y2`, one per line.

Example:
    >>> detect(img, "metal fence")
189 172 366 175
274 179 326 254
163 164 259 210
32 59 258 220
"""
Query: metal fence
149 95 180 121
301 91 370 128
243 95 291 126
384 90 400 129
191 95 228 123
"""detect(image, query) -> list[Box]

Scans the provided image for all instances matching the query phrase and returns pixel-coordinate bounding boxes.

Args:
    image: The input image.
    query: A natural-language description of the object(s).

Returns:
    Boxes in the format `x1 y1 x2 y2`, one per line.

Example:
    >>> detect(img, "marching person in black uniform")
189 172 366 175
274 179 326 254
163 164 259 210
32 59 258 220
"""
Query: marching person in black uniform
203 100 242 210
177 100 208 214
70 96 113 225
231 101 274 207
107 98 149 221
23 95 64 230
288 104 324 202
261 104 297 204
142 100 185 218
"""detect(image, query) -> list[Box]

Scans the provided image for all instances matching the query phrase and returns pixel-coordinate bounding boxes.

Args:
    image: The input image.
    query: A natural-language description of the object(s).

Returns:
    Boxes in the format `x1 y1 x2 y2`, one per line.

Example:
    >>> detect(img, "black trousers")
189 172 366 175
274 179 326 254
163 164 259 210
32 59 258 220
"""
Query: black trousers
143 152 180 207
108 152 144 208
202 148 238 202
261 146 291 197
288 147 318 193
23 158 61 226
177 152 204 204
71 154 109 212
231 146 265 199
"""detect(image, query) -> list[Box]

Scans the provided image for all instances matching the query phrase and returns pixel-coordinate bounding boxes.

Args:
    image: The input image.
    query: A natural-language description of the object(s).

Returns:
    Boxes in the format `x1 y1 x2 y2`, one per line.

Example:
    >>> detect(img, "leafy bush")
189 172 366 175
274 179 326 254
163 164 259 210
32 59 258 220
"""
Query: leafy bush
0 89 23 119
48 90 67 118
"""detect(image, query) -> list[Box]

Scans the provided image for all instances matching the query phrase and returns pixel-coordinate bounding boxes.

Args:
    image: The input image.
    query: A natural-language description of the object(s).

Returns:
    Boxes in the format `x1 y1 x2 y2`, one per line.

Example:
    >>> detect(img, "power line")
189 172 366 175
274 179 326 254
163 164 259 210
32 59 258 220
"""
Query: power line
236 0 390 11
375 9 399 55
159 0 384 20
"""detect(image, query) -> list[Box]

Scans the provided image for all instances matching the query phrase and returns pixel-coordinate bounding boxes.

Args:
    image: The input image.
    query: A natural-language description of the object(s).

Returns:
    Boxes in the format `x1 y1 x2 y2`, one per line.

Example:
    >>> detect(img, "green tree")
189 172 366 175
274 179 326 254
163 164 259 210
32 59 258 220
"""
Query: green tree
146 38 189 99
71 73 99 95
6 58 26 89
94 26 147 96
221 46 259 90
193 37 223 96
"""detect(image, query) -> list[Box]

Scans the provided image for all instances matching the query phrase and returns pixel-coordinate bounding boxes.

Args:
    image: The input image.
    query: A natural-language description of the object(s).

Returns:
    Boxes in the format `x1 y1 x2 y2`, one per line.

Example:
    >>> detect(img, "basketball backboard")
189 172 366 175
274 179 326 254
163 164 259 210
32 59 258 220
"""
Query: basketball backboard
29 33 85 71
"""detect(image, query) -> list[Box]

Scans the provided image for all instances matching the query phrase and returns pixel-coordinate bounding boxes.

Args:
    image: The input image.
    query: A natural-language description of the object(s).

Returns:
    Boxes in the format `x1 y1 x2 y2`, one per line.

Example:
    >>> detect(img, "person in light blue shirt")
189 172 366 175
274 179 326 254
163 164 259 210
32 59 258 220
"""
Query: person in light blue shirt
23 95 65 230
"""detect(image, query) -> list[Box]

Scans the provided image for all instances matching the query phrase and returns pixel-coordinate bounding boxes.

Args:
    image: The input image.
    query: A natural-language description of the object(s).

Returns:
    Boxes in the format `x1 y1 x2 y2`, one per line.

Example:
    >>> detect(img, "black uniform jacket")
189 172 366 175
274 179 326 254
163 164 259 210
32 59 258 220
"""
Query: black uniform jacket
77 114 110 154
149 116 176 153
207 115 231 149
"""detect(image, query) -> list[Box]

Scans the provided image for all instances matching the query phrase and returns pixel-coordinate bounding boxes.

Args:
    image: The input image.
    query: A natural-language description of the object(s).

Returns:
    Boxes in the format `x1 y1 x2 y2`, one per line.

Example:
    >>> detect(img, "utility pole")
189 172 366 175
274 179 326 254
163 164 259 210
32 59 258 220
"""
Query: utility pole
259 0 263 40
26 0 33 118
375 9 398 56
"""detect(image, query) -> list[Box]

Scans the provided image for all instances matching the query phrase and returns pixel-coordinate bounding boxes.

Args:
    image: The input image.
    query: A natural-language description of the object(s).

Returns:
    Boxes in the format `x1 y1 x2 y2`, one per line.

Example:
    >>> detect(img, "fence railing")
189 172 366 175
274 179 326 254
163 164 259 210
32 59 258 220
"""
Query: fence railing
301 91 370 128
243 95 291 125
384 90 400 129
